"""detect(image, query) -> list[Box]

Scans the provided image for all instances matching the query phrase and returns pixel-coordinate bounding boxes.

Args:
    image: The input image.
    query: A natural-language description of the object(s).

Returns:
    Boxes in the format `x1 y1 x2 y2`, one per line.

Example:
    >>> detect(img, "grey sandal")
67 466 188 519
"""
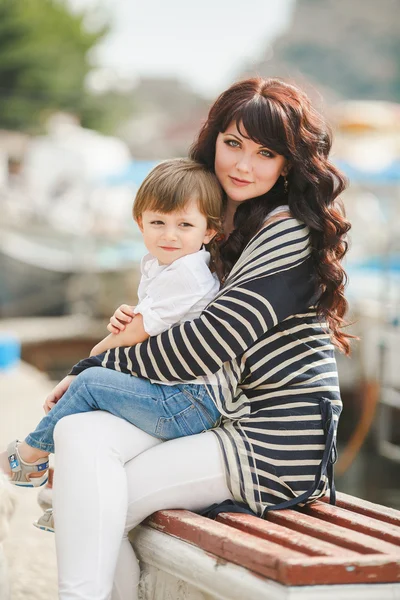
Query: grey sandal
33 508 54 533
7 440 49 488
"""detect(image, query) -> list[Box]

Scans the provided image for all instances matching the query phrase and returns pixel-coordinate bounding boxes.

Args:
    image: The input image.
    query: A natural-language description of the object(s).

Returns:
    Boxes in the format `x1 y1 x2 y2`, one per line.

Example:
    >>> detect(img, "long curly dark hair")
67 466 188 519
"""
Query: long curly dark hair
190 77 352 355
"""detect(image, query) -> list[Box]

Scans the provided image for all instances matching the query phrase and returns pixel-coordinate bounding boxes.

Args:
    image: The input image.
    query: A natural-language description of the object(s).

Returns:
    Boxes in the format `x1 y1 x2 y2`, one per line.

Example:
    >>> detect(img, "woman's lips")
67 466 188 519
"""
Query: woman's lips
229 176 252 187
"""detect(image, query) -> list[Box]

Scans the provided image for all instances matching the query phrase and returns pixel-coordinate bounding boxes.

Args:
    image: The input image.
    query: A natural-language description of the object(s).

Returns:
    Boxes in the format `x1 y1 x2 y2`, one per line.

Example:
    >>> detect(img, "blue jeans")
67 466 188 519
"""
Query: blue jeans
25 368 221 453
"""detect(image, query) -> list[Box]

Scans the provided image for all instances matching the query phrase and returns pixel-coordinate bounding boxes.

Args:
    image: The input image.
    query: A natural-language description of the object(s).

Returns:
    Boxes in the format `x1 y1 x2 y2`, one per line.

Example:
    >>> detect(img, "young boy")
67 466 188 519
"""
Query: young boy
1 158 224 488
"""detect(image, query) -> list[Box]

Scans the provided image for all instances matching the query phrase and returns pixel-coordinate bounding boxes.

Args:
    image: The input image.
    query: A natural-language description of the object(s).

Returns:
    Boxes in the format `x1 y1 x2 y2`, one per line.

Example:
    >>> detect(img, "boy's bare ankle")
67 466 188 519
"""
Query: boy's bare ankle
18 441 49 463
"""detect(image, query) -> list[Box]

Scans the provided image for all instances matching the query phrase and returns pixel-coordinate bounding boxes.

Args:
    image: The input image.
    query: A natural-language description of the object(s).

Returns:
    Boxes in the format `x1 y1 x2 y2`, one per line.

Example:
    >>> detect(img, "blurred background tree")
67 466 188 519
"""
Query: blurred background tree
0 0 132 132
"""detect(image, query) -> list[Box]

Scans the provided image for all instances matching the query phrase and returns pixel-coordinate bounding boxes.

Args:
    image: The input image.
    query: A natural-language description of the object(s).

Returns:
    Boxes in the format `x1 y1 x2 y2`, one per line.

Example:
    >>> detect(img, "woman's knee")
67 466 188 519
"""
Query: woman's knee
53 413 90 445
53 411 115 450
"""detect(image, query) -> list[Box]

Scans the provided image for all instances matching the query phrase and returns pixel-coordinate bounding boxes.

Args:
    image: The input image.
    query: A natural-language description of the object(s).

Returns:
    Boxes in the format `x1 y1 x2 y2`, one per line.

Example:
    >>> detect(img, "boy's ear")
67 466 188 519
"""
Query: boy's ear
135 216 143 233
203 228 218 245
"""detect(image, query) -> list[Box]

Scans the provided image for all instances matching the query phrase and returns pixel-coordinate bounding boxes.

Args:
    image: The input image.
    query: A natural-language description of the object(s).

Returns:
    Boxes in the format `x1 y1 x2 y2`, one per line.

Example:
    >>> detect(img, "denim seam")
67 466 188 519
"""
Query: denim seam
180 386 206 403
27 380 101 451
26 380 92 451
155 404 196 437
83 381 163 402
180 387 219 427
24 434 54 452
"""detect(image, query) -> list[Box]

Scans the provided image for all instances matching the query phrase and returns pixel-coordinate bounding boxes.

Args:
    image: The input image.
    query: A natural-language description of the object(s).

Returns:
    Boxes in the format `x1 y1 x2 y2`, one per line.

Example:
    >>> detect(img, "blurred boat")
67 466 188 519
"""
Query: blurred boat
0 219 146 318
0 115 159 318
330 100 400 464
331 99 400 309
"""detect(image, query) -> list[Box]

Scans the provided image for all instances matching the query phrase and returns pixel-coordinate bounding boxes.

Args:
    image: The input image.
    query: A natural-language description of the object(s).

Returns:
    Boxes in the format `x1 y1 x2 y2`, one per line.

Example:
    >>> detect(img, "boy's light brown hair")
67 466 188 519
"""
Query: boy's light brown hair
133 158 223 239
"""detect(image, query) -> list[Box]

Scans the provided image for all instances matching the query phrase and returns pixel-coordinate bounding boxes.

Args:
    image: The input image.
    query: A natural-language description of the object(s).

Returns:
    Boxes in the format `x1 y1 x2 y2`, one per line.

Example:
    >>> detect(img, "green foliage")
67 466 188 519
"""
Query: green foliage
0 0 108 131
79 90 136 135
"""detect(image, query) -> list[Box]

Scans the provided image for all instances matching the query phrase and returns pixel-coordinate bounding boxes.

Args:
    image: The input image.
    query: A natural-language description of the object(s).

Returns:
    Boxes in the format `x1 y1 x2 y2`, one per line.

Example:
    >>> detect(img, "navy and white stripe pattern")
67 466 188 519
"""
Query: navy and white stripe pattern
70 218 342 516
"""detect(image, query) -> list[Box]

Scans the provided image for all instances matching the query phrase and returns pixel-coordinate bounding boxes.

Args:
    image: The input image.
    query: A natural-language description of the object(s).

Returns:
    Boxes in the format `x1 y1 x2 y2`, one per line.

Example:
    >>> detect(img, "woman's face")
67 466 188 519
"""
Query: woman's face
214 121 289 205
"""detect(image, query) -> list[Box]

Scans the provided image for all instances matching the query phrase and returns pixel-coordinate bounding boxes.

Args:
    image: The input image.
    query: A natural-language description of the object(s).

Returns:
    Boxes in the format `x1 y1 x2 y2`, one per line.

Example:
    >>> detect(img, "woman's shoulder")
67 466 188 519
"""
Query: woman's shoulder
264 204 291 222
224 215 311 284
254 214 309 246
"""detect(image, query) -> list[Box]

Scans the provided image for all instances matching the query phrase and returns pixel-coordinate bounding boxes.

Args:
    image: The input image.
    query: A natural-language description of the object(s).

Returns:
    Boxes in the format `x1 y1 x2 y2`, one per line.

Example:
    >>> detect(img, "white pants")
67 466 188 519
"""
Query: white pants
52 411 233 600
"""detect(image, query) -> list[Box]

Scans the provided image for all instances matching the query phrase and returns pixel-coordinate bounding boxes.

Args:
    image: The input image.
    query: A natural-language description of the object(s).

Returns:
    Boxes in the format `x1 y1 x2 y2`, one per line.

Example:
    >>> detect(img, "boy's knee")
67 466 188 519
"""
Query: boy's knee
72 367 104 389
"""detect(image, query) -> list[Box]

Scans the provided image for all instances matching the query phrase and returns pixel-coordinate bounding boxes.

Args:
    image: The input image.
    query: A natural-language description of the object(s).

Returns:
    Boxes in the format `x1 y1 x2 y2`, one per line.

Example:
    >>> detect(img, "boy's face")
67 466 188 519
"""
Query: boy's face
136 197 217 265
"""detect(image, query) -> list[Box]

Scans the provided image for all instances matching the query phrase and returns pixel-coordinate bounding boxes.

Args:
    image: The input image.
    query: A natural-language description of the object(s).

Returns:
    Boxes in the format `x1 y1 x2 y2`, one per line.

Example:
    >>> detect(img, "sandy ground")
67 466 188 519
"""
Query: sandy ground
0 362 58 599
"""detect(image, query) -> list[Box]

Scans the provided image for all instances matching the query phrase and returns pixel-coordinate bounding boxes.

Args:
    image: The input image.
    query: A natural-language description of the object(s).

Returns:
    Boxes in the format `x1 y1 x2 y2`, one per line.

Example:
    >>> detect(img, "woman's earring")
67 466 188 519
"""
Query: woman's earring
284 175 289 194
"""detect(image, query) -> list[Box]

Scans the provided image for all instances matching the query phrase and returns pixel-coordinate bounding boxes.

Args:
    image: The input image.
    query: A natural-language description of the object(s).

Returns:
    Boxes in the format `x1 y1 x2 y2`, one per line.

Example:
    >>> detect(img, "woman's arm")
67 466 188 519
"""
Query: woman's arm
90 314 148 356
69 219 314 381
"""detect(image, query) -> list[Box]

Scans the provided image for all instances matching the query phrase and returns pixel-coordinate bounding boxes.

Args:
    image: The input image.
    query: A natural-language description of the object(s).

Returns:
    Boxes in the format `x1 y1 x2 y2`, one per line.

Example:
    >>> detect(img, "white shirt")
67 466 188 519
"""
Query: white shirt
134 248 220 337
134 248 220 386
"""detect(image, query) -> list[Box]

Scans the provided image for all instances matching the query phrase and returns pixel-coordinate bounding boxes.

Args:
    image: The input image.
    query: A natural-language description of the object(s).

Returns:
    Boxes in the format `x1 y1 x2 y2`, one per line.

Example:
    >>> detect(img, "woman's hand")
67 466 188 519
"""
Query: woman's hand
107 304 136 334
43 375 76 414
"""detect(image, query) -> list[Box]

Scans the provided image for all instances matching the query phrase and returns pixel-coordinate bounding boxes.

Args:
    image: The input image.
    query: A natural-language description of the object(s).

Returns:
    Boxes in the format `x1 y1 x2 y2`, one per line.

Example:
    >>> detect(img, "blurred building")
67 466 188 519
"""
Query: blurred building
116 77 211 159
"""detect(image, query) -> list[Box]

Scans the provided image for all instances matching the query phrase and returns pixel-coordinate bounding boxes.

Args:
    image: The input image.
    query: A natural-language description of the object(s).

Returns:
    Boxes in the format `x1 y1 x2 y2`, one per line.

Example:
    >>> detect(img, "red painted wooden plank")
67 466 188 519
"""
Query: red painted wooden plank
217 513 360 558
147 510 304 580
303 501 400 546
146 509 400 585
146 510 400 585
267 510 400 555
320 492 400 527
279 554 400 586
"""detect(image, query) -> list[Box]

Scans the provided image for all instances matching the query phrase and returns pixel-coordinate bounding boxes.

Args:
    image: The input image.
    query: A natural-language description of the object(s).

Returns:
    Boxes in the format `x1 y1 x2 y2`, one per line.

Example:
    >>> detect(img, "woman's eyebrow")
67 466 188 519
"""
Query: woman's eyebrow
224 132 242 140
225 131 273 150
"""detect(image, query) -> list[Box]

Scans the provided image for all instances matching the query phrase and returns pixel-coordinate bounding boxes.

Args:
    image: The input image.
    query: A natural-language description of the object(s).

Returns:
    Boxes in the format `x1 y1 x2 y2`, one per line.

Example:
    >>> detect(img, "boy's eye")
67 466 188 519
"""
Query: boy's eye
224 139 240 148
150 220 164 225
180 222 193 228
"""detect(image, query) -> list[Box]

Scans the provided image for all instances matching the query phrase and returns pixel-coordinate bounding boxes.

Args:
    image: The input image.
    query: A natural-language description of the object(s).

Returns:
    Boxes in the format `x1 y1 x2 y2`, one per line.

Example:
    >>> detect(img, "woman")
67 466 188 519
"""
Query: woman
49 77 350 599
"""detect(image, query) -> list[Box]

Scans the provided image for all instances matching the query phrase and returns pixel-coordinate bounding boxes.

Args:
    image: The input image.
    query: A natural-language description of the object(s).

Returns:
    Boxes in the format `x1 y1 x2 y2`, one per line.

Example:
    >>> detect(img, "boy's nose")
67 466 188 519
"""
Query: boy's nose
164 227 178 241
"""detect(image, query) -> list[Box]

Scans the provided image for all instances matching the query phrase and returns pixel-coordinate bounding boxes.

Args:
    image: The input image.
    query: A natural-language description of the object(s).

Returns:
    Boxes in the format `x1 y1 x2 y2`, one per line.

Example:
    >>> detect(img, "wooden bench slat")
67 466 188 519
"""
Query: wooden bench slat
303 501 400 546
144 493 400 587
147 510 305 580
267 510 400 555
216 513 360 558
279 554 400 585
321 492 400 527
147 510 400 586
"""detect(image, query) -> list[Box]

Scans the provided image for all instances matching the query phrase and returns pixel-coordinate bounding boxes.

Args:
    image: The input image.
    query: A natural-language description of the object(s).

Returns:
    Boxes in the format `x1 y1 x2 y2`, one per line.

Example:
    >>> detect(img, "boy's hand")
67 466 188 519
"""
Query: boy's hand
107 304 136 334
43 375 76 414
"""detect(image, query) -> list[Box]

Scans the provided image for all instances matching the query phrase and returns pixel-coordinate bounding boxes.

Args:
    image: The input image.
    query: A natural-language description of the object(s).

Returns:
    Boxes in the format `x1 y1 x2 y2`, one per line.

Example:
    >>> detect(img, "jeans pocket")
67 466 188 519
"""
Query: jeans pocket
156 402 215 440
179 385 220 430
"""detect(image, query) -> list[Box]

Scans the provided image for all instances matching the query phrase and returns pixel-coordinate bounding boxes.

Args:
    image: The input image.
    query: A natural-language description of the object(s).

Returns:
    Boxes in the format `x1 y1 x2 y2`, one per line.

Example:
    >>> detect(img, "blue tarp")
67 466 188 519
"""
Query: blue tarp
335 159 400 184
103 160 159 186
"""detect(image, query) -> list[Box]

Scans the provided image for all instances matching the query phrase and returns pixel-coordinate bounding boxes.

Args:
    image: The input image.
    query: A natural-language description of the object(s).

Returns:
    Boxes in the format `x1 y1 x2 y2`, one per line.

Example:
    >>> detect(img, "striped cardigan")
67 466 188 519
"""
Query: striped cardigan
70 218 342 516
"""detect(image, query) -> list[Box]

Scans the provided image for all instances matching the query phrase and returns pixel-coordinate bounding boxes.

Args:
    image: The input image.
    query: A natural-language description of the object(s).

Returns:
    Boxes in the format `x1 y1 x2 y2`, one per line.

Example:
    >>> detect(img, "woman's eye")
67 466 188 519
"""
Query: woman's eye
224 139 240 148
260 149 274 158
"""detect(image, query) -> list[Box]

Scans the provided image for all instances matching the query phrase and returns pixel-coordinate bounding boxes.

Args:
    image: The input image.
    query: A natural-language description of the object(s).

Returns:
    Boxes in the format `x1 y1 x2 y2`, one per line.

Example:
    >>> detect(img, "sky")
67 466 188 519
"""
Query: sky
68 0 295 97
